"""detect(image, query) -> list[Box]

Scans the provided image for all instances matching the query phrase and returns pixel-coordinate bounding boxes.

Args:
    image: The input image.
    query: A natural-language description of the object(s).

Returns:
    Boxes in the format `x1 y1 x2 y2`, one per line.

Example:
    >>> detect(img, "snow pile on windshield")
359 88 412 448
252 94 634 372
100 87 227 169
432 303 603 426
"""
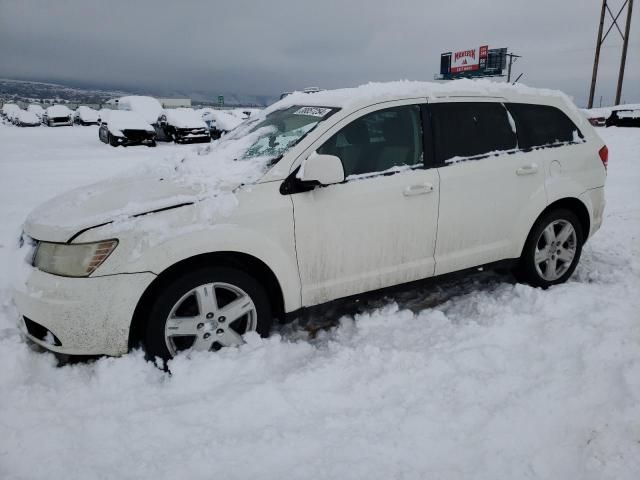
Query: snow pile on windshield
46 105 72 117
118 96 163 124
106 111 154 135
163 108 207 129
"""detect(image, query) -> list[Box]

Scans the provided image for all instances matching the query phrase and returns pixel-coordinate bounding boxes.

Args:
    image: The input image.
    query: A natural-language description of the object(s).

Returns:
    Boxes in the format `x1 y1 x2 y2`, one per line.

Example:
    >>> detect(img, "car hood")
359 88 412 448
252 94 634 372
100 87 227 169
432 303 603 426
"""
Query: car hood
23 175 228 243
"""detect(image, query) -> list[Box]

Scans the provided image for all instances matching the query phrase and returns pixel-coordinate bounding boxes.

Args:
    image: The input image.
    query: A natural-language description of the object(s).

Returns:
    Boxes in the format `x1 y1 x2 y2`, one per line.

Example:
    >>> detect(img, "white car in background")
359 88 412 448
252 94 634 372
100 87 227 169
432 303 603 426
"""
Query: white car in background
14 109 41 127
74 106 99 126
13 81 607 362
158 108 210 143
27 104 45 121
199 108 242 139
43 105 73 126
2 103 20 120
98 110 156 147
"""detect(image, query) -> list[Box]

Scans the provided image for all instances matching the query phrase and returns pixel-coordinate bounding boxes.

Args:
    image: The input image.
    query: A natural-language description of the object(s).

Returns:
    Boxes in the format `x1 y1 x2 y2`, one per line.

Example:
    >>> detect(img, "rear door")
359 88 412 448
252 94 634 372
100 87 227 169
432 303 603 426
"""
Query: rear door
427 99 548 274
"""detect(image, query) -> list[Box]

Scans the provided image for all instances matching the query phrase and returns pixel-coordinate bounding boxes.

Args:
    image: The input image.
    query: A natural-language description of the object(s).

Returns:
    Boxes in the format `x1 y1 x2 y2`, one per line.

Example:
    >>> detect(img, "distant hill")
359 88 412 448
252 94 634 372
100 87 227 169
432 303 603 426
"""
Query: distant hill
0 78 274 107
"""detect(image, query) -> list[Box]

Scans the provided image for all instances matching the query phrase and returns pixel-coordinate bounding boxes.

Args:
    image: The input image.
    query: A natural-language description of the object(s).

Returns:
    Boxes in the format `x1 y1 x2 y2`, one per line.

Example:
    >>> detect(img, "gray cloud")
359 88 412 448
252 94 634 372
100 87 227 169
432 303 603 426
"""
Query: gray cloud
0 0 638 106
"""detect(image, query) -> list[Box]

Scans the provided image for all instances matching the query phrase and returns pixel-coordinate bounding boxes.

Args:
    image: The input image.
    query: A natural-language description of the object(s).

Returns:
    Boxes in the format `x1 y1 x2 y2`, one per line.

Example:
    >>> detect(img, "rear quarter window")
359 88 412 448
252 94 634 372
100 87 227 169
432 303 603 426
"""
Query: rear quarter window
506 103 583 149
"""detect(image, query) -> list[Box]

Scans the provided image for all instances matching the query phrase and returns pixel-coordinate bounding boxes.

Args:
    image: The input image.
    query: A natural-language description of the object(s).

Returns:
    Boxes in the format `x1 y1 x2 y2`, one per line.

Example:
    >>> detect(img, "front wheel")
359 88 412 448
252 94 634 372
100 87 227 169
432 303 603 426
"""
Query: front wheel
518 209 584 288
144 267 272 361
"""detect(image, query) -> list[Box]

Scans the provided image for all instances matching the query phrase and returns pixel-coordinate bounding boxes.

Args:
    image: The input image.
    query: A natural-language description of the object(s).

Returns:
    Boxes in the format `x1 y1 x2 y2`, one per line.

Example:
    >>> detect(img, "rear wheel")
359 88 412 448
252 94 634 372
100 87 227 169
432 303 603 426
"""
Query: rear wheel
143 267 272 361
518 209 584 288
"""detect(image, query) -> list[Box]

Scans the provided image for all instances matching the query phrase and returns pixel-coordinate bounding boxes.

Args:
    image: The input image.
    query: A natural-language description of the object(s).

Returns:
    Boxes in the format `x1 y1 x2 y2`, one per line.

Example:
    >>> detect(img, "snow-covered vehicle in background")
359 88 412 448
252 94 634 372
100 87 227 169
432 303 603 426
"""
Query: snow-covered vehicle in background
14 109 41 127
27 104 45 121
199 108 242 139
117 95 165 139
98 110 156 147
605 108 640 128
43 105 73 126
1 103 20 120
157 108 210 143
74 106 99 126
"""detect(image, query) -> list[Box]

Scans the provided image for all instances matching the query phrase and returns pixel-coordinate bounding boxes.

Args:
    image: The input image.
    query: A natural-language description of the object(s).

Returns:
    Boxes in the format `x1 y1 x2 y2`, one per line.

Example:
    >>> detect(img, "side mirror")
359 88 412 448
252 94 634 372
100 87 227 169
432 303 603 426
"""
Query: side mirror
299 153 345 186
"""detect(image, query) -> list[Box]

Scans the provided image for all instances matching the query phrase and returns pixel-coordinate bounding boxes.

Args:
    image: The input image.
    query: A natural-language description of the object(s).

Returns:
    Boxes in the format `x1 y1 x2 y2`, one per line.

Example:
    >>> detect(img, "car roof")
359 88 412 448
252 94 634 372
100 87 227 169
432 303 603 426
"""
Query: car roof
266 79 577 114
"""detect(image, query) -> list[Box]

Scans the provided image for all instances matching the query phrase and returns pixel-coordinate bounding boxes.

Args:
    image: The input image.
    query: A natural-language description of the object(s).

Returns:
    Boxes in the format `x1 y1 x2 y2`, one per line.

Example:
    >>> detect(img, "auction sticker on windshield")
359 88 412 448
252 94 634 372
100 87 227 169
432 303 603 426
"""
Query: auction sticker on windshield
294 107 332 117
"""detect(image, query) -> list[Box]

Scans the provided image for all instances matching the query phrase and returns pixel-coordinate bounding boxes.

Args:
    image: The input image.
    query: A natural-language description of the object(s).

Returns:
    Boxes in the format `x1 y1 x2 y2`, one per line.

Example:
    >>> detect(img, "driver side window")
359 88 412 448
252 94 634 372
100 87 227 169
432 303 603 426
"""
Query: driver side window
317 105 423 178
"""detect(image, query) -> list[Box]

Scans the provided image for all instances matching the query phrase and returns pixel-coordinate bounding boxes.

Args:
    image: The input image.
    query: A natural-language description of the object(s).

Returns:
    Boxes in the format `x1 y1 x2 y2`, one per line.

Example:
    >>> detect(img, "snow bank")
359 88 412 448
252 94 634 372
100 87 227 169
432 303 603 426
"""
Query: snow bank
0 120 640 479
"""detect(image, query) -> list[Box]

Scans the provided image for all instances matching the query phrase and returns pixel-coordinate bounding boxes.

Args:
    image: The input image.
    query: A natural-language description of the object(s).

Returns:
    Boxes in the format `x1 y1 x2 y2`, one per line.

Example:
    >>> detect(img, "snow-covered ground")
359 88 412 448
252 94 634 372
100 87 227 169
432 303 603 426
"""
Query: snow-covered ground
0 122 639 479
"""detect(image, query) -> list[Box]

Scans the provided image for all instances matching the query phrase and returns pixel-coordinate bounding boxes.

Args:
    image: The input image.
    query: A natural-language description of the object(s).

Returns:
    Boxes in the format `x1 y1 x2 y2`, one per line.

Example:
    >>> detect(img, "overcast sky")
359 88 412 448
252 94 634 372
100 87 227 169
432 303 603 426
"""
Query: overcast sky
0 0 638 106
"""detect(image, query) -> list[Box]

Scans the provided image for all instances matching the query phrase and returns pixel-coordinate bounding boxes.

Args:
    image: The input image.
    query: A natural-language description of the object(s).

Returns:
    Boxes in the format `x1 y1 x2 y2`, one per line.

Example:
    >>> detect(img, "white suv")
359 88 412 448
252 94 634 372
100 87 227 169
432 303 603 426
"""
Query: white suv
13 81 607 360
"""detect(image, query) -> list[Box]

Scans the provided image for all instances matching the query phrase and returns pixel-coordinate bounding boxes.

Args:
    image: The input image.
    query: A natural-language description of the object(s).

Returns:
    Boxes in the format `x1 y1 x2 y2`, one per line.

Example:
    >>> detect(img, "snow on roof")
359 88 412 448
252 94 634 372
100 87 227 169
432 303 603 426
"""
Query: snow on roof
27 104 44 114
105 110 154 135
46 105 73 117
265 79 582 117
202 110 243 131
118 96 162 124
162 108 207 129
2 103 20 114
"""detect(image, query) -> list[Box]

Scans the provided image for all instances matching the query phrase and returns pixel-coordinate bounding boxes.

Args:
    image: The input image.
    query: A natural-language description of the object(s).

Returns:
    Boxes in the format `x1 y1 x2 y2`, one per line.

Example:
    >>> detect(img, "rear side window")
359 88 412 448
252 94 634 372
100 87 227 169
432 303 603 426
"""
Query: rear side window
506 103 583 149
317 105 423 177
429 102 517 164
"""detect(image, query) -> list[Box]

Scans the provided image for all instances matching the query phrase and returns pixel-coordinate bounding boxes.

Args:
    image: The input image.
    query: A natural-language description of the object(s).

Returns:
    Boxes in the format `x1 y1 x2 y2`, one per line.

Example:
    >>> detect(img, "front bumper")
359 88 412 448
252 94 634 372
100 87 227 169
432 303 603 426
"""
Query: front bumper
12 267 156 356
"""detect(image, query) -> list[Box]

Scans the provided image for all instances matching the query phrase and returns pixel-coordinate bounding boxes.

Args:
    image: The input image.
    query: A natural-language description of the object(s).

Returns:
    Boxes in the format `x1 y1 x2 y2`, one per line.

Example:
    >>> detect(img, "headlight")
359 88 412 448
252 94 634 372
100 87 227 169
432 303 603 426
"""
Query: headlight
33 240 118 277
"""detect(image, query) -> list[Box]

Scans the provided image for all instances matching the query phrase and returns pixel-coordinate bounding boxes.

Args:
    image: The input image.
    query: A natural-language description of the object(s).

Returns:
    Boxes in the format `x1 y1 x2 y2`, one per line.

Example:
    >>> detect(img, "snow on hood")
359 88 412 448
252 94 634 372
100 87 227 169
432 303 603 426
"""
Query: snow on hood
106 111 155 135
23 126 276 242
46 105 72 117
118 96 162 124
162 108 207 129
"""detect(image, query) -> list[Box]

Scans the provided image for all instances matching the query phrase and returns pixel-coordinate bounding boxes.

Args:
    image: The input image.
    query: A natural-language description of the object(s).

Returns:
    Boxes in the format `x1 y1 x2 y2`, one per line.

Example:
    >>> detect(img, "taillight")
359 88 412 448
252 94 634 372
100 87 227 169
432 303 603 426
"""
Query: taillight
598 145 608 170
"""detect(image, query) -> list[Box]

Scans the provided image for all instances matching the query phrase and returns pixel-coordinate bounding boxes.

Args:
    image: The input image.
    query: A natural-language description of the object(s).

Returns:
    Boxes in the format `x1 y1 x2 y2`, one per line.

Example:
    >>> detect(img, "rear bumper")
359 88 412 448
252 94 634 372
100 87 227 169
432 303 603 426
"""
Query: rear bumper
12 268 156 356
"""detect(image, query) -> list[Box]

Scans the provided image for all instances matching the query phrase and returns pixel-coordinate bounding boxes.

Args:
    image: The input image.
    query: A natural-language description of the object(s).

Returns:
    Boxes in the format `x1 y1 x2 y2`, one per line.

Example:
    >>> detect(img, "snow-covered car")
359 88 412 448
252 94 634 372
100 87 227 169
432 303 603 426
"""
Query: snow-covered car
43 105 73 127
27 104 45 121
199 109 242 139
74 106 99 126
1 103 20 120
98 110 156 147
605 108 640 128
158 108 210 143
13 81 607 361
14 109 41 127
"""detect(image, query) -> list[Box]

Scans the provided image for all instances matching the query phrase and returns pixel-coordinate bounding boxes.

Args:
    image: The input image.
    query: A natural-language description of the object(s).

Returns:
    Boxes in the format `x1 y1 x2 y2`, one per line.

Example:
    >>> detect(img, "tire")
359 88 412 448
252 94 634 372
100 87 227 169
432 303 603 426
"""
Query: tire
518 209 584 288
108 133 119 147
148 140 157 147
143 267 272 361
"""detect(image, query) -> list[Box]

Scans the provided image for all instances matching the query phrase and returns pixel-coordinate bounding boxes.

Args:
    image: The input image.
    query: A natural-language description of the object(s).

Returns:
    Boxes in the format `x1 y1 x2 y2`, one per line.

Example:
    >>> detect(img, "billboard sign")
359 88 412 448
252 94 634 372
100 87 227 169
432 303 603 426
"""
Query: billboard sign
450 45 488 73
439 46 506 79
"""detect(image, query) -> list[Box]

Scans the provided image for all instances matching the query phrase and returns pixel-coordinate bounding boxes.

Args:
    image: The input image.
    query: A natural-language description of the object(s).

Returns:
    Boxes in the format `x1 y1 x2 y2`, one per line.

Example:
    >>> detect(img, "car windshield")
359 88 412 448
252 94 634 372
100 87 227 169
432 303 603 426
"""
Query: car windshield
240 106 337 161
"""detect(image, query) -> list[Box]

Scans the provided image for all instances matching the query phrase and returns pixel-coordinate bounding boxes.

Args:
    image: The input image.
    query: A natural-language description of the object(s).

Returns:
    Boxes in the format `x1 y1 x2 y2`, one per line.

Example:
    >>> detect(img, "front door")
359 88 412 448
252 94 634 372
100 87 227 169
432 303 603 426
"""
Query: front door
290 103 440 307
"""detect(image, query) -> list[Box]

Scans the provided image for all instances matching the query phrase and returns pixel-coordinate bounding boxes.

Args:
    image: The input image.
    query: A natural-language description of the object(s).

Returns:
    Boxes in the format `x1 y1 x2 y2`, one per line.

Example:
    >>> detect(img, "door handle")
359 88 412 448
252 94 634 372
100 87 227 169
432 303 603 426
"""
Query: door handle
516 163 538 175
403 183 434 196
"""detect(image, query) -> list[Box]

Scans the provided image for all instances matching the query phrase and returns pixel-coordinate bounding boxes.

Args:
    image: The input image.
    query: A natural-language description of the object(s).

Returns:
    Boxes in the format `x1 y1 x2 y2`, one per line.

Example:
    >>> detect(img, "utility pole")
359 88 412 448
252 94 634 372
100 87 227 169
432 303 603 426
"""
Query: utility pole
616 0 634 104
588 0 635 108
506 52 521 82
